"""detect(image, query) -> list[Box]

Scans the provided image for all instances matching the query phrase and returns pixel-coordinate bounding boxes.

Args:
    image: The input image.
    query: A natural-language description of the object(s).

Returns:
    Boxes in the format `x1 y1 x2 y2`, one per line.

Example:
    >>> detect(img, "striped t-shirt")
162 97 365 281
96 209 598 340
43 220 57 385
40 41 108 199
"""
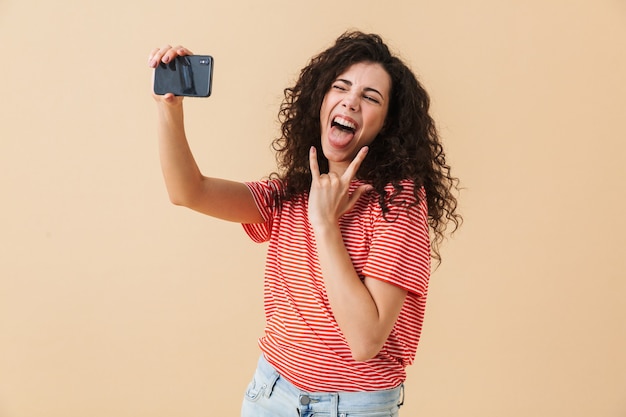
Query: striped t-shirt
242 179 431 392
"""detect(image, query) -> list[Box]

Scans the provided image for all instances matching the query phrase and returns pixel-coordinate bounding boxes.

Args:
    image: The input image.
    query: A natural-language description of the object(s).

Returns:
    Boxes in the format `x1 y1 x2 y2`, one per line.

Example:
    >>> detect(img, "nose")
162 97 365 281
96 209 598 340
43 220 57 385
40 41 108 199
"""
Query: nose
342 92 360 112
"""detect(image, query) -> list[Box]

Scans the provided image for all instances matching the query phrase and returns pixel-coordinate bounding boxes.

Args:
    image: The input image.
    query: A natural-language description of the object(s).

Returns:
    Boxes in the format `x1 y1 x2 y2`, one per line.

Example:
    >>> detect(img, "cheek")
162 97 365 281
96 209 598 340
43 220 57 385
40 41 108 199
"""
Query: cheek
370 111 387 133
319 94 334 117
377 109 389 131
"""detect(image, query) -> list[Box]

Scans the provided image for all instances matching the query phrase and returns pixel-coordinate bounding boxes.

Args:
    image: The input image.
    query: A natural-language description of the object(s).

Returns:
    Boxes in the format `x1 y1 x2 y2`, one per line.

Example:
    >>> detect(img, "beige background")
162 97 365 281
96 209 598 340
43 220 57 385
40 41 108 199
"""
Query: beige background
1 0 625 416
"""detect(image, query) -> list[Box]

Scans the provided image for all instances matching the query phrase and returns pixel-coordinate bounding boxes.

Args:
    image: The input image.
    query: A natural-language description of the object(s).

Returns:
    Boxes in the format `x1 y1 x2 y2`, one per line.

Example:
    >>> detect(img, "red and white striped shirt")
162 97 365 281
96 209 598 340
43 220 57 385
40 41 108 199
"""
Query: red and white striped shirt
243 179 430 392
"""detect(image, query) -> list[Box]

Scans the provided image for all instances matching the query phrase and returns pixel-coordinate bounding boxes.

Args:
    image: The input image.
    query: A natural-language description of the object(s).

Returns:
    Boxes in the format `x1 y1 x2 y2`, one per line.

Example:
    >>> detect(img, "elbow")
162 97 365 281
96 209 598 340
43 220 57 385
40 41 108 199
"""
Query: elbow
168 194 187 207
351 352 377 362
166 190 196 208
164 180 205 209
349 340 384 362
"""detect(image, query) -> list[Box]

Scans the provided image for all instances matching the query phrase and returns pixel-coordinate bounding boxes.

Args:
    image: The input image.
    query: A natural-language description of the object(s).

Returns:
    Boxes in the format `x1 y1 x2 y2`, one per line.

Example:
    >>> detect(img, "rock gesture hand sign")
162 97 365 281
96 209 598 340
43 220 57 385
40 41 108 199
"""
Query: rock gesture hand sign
307 146 374 228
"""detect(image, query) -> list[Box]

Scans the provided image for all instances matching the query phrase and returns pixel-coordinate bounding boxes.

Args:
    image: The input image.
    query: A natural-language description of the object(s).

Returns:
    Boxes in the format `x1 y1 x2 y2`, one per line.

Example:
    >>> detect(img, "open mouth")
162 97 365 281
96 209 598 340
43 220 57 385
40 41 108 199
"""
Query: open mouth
331 116 357 134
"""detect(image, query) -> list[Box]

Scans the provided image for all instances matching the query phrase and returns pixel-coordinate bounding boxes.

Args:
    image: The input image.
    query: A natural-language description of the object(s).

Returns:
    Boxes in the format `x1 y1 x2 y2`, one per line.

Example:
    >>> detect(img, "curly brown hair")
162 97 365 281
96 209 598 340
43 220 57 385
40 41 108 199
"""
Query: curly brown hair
271 31 462 263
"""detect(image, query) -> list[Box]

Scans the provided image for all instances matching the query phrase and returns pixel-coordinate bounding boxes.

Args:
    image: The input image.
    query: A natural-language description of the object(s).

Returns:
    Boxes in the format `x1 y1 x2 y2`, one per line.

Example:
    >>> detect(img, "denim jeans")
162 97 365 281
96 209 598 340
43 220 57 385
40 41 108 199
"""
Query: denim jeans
241 355 404 417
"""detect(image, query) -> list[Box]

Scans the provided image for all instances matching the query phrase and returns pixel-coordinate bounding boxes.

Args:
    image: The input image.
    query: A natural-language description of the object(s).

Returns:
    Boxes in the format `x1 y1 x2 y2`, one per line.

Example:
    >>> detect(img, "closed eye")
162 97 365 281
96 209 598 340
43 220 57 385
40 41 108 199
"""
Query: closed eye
332 80 384 104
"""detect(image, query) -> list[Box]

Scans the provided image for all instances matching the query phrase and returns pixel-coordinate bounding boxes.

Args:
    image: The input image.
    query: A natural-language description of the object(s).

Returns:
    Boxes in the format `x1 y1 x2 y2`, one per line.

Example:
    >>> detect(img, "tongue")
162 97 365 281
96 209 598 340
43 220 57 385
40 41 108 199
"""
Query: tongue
328 126 355 148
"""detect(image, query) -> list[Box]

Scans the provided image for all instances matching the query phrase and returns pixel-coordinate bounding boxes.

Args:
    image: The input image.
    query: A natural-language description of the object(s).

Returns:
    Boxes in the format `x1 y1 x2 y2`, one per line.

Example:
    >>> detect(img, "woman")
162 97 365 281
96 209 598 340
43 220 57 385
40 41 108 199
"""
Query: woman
149 31 461 417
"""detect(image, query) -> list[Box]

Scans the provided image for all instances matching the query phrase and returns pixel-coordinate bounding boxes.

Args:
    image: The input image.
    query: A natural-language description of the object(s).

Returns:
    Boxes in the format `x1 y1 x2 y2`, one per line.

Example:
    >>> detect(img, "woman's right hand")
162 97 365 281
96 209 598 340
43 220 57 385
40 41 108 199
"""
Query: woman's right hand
148 44 194 105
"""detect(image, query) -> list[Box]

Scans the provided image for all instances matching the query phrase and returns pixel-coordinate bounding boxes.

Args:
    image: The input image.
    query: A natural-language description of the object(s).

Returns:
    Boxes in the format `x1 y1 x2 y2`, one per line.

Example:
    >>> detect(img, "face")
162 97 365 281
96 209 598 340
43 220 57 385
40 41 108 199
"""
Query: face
319 61 391 173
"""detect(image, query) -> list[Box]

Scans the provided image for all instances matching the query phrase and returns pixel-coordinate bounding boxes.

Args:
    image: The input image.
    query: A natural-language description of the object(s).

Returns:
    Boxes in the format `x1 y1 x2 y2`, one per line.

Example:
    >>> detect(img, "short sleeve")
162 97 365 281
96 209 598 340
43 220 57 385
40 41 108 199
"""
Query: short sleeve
361 184 430 296
241 180 283 243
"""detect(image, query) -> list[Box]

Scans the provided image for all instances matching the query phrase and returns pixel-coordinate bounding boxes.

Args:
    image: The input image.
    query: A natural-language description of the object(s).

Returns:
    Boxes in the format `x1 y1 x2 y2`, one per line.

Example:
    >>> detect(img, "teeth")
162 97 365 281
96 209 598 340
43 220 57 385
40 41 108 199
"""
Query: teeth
333 116 356 131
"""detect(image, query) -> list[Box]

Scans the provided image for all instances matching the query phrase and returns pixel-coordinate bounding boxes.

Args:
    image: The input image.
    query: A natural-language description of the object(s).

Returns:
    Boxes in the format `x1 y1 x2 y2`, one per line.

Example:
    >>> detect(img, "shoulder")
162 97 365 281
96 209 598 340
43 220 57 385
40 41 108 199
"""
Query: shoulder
382 179 424 203
362 179 426 214
245 178 285 194
348 180 426 229
245 179 286 204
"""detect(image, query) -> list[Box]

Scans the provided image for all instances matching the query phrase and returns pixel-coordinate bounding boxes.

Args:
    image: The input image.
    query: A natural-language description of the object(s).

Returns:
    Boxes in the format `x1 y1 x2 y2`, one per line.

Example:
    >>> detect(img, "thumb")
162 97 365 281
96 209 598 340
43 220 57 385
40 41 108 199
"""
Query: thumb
347 184 374 209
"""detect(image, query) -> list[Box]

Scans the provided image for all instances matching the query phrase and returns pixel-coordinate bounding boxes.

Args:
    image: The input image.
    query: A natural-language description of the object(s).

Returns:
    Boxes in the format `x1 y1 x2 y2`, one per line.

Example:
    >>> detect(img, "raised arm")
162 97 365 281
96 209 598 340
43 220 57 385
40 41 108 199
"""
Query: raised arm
149 45 263 224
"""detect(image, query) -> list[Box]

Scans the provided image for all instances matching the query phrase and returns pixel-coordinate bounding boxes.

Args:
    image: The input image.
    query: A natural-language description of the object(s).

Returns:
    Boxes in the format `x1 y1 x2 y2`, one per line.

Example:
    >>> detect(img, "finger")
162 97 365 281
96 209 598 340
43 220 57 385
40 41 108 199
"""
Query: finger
170 45 193 57
148 47 162 67
161 45 187 64
309 146 321 179
348 184 374 206
163 92 179 103
149 45 194 67
148 44 173 66
343 146 369 180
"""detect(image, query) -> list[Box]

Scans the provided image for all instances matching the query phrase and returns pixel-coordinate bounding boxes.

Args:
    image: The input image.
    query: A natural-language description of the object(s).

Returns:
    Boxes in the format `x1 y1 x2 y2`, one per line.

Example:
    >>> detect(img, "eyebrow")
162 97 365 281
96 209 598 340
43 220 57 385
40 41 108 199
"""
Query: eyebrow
336 78 385 100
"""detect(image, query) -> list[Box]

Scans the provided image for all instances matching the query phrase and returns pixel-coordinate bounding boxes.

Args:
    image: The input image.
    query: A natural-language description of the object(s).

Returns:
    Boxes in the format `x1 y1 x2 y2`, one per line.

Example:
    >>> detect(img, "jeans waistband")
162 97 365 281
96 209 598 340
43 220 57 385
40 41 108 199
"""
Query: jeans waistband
255 354 404 410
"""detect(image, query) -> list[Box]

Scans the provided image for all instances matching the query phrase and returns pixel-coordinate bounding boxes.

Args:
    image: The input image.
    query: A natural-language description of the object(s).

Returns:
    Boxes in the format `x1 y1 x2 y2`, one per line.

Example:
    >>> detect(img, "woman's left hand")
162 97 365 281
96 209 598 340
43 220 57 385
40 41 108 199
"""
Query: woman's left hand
307 146 373 228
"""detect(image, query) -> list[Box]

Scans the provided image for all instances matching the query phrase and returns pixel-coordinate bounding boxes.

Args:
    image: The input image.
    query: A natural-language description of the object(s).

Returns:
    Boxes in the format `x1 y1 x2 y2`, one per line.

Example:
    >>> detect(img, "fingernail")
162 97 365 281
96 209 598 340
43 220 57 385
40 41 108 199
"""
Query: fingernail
163 55 170 63
149 59 157 67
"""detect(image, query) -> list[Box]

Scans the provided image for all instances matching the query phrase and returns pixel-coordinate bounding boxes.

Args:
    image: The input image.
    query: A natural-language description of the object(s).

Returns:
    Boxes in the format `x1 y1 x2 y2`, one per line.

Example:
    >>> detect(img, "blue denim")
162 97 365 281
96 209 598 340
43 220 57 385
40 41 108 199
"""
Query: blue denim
241 355 404 417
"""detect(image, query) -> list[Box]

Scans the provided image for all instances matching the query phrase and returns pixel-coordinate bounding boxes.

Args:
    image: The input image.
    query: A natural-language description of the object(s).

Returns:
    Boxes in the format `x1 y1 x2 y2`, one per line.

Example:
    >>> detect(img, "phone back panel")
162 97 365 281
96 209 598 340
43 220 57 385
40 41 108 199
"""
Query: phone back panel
153 55 213 97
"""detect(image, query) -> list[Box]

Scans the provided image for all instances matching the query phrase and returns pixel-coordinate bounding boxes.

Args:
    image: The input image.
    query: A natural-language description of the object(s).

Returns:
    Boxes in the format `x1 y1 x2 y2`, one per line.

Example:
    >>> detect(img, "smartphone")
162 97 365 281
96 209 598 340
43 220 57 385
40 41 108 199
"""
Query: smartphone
153 55 213 97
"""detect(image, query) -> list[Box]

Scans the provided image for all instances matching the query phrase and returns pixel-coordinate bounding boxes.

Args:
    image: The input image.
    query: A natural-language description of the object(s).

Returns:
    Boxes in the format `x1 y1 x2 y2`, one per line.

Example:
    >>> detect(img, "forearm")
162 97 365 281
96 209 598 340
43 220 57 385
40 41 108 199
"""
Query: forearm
314 223 393 361
156 101 205 206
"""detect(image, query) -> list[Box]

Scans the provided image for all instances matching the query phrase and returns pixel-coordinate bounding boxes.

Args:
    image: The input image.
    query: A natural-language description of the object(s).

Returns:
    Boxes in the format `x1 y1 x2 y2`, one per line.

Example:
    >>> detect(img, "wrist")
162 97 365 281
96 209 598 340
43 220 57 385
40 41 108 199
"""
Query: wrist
156 100 185 123
311 219 341 241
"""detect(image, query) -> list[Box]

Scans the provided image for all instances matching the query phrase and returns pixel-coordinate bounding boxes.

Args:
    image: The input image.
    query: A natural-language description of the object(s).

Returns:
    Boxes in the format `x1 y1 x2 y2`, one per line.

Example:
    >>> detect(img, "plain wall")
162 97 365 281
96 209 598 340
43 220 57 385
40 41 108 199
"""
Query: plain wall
1 0 625 416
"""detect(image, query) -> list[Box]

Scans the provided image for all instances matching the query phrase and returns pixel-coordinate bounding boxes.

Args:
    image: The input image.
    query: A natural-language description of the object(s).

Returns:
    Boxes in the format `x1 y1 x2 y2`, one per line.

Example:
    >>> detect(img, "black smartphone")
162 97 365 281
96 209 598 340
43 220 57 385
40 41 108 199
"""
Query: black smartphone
153 55 213 97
